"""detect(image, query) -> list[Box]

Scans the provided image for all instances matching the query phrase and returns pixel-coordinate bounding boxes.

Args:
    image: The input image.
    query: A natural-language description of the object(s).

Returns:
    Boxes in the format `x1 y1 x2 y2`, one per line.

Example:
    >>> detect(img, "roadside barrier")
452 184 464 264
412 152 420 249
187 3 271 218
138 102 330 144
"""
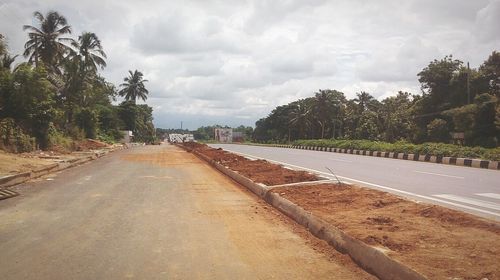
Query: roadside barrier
0 148 121 191
251 144 499 170
178 144 428 280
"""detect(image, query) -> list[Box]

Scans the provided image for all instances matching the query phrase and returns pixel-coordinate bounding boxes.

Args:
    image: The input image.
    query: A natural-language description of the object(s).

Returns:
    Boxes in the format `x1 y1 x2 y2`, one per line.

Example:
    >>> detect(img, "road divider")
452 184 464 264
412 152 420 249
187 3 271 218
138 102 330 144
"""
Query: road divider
0 147 124 193
248 144 500 170
178 143 428 280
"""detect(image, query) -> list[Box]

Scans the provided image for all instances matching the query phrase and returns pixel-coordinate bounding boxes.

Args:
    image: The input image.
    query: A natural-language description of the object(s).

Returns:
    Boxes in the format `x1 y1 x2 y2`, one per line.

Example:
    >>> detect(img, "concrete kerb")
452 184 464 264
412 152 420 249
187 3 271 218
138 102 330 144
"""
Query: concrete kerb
179 144 427 280
31 163 59 178
190 149 269 197
0 172 31 189
269 178 334 188
263 192 426 280
0 147 121 191
273 145 499 170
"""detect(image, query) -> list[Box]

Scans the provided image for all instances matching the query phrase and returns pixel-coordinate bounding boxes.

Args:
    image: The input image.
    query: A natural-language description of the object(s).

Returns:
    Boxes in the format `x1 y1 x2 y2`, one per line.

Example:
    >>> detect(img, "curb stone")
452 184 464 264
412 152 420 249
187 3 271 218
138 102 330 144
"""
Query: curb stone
178 144 428 280
242 144 499 170
0 189 19 200
263 192 426 280
0 172 31 189
0 147 124 192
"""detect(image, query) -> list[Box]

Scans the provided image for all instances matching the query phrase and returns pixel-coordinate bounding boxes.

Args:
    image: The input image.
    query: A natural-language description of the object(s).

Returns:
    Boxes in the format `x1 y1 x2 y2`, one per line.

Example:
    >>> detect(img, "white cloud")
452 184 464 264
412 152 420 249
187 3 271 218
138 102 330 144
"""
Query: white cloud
0 0 498 129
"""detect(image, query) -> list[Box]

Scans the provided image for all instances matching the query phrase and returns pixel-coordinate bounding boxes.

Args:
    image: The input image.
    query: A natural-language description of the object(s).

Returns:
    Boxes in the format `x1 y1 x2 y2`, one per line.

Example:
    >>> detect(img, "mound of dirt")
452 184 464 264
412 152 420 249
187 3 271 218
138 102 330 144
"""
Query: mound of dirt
75 139 109 151
272 183 500 279
183 143 319 186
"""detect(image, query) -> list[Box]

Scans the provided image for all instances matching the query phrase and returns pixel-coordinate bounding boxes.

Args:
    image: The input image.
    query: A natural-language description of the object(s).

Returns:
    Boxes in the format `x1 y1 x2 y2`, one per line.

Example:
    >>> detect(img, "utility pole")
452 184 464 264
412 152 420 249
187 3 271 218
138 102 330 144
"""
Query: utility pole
180 121 183 131
467 62 471 104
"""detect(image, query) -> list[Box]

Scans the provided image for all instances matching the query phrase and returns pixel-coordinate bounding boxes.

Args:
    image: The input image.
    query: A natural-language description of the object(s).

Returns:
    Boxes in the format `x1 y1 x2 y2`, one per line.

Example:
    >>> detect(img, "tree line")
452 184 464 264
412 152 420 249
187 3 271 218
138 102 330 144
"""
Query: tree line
0 11 155 152
254 53 499 148
156 125 254 142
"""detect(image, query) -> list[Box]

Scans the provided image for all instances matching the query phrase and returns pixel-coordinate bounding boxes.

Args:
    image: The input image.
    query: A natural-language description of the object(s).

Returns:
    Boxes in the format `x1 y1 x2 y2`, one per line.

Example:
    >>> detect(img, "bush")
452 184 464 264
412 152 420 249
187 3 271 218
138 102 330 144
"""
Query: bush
292 139 499 161
47 123 74 152
0 118 34 153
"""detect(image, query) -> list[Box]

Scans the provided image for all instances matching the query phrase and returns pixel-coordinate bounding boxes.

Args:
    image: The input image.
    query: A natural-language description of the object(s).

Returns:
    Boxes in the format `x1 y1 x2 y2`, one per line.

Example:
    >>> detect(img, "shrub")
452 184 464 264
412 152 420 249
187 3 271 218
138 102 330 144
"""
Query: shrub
47 123 74 152
0 118 34 153
292 138 499 161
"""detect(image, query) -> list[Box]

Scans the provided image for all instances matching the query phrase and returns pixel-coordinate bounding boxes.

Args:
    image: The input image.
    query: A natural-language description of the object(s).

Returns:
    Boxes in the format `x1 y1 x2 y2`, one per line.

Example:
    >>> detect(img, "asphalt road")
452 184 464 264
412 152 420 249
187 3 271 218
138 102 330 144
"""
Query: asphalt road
210 144 500 221
0 145 371 280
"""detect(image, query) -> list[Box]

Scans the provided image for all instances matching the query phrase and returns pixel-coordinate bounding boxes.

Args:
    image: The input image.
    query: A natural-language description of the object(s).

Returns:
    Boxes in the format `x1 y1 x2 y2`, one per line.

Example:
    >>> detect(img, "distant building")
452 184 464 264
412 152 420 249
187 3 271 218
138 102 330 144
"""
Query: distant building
214 128 232 143
121 130 133 143
169 133 194 143
232 131 244 142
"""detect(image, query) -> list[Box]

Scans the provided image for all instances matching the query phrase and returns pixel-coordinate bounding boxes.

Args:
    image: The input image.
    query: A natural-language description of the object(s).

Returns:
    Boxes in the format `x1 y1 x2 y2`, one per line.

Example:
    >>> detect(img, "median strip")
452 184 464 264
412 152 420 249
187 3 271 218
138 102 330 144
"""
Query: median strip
252 144 500 170
176 143 500 280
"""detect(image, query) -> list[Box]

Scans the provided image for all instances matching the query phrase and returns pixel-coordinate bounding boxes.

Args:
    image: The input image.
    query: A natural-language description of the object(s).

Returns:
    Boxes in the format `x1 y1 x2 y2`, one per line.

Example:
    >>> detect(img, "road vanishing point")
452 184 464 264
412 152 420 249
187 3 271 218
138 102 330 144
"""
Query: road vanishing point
0 145 373 280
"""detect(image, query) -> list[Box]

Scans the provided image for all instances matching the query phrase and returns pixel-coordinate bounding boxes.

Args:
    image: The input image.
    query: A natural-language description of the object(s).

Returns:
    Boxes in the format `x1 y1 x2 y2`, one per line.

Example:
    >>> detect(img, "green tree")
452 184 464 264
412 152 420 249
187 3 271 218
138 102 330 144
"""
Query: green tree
0 34 6 56
1 64 57 148
119 70 149 103
380 91 413 142
311 89 346 139
472 93 498 147
23 11 74 72
355 110 380 140
289 100 311 140
134 104 156 143
479 51 500 98
427 119 450 143
71 32 107 74
1 54 18 71
354 91 378 112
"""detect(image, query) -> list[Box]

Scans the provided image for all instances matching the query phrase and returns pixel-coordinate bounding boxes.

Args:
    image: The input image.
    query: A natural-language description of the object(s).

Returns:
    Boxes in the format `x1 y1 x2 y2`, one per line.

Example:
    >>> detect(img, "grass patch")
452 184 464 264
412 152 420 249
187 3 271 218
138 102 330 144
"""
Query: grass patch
292 139 500 161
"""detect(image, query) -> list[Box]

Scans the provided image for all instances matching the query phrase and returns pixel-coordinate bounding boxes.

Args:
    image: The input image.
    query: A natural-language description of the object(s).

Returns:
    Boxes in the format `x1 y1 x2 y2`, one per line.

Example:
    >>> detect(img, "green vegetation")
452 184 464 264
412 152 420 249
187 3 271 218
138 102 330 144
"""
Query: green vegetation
156 125 254 142
293 139 500 161
254 53 500 154
0 11 156 152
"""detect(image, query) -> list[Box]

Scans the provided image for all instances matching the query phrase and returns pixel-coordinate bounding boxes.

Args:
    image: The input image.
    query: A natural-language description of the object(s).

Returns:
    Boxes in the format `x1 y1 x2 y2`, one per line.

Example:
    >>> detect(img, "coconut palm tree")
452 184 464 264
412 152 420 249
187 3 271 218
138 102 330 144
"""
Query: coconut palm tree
22 11 74 71
288 100 311 139
1 54 18 71
0 34 6 56
119 70 149 103
71 32 106 73
354 91 375 112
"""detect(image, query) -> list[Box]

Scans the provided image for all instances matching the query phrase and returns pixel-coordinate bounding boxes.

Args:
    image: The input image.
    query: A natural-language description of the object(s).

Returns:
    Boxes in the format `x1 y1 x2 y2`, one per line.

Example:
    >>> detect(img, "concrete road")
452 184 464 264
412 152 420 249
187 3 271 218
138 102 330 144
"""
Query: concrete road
211 144 500 221
0 145 371 280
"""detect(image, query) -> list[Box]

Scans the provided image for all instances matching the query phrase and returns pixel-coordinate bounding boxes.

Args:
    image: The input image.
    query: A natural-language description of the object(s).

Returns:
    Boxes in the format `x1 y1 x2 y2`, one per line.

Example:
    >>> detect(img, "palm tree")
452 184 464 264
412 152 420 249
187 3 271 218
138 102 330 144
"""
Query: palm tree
119 70 149 103
354 91 375 112
0 34 6 56
0 34 17 71
22 11 74 71
289 100 311 140
1 54 18 71
71 32 106 73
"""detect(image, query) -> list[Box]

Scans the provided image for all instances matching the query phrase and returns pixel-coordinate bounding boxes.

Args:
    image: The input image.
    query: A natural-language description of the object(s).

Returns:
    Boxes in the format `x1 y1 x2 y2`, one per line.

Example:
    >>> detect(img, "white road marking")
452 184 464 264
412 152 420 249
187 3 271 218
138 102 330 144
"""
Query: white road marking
434 194 500 211
328 158 353 163
139 175 173 179
476 193 500 200
414 170 464 179
221 148 500 218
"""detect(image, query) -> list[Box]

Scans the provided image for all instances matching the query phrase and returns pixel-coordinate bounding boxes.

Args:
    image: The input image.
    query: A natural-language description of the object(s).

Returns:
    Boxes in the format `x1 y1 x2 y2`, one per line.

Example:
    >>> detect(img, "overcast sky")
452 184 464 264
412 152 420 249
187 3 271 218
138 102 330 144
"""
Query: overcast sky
1 0 499 129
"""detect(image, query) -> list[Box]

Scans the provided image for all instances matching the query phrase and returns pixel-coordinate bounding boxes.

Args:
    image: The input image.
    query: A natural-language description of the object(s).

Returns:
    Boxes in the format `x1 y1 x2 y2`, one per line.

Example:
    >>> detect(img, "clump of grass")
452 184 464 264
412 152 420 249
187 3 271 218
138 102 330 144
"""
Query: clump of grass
292 139 499 161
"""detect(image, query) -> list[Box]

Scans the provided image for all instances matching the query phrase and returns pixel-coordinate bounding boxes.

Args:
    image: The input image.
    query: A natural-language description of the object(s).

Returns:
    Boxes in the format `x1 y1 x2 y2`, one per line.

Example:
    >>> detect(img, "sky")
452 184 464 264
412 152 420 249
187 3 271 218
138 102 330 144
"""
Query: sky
1 0 499 130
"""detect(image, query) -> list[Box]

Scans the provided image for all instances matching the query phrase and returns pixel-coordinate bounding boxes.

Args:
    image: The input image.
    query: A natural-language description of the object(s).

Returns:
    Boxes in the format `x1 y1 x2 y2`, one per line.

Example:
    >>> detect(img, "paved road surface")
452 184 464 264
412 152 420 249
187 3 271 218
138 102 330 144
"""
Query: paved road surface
211 144 500 221
0 145 371 280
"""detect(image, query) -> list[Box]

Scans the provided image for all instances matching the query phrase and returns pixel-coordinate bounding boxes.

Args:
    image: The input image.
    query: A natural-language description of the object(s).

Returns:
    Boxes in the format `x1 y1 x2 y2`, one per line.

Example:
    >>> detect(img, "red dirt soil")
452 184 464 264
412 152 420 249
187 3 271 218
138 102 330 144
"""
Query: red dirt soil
272 183 500 280
182 142 319 186
75 139 110 151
